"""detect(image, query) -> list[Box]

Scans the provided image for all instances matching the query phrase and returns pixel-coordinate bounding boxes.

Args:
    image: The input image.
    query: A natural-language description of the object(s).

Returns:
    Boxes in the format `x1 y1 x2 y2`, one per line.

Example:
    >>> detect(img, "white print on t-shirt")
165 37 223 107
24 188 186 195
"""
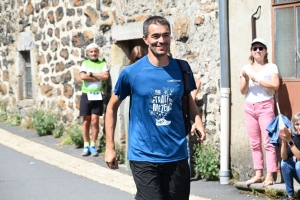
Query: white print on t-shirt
149 87 175 126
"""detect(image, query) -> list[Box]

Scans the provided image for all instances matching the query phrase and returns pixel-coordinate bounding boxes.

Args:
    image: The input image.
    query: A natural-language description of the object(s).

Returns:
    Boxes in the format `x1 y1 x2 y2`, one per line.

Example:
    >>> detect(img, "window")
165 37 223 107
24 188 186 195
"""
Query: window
273 1 300 78
275 0 300 4
19 51 32 99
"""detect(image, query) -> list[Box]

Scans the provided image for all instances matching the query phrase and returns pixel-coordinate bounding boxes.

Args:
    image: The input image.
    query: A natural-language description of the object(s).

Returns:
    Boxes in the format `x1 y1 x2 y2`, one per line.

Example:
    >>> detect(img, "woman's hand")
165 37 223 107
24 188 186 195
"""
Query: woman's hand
240 70 250 95
279 127 292 142
247 73 260 84
241 70 249 81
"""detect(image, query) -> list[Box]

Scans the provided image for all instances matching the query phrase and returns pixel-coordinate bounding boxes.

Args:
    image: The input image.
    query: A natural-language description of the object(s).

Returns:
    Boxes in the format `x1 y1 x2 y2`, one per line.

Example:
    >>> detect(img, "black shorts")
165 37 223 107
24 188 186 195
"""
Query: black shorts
130 158 190 200
79 93 103 116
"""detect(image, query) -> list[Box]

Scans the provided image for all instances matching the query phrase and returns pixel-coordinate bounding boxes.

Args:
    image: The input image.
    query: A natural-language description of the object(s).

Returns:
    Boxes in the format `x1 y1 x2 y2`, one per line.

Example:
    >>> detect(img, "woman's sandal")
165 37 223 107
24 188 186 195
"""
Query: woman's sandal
246 176 264 186
262 179 275 187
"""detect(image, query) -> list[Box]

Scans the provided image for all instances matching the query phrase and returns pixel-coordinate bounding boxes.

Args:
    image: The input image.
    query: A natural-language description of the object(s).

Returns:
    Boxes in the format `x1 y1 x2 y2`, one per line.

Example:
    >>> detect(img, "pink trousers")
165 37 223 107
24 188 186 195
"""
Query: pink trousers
244 98 277 172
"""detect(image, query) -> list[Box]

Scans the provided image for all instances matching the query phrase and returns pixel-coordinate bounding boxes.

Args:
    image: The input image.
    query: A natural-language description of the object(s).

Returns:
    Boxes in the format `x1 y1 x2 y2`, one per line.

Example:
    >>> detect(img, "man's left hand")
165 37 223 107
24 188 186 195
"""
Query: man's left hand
191 123 206 142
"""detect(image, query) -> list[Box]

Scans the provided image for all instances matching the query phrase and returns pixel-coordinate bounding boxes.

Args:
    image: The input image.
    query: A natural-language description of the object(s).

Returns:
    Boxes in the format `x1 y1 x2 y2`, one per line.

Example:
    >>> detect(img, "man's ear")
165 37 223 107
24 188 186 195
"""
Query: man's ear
142 35 148 45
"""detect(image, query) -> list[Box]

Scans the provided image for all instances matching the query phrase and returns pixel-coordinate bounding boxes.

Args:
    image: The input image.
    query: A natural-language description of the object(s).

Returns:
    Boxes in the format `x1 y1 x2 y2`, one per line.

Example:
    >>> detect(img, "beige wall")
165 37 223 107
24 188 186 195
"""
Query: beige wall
229 0 273 180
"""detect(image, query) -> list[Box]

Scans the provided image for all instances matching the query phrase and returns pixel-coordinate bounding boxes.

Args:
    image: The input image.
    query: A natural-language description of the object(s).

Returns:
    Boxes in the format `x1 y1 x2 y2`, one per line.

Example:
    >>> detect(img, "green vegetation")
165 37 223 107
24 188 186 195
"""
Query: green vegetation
251 188 258 195
0 100 21 126
265 188 285 200
61 135 73 145
32 109 56 136
115 144 125 164
98 134 106 153
65 122 83 148
6 108 21 126
229 170 239 185
53 123 64 138
193 142 219 180
0 101 7 122
21 116 33 129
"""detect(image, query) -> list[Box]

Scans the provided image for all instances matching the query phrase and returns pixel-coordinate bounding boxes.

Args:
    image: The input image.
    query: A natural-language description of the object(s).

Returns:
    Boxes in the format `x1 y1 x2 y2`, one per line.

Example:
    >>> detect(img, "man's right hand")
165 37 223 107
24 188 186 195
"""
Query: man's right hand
105 148 119 169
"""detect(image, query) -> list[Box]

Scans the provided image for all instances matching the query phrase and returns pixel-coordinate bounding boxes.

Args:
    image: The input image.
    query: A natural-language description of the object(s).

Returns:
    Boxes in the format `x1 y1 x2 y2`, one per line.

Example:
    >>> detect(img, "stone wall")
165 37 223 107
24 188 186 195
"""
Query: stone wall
0 0 221 170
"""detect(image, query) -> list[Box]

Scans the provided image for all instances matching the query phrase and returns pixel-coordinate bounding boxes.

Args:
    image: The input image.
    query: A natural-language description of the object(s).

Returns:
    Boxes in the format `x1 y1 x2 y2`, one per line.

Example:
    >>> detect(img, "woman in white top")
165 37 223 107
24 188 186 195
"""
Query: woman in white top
240 38 280 186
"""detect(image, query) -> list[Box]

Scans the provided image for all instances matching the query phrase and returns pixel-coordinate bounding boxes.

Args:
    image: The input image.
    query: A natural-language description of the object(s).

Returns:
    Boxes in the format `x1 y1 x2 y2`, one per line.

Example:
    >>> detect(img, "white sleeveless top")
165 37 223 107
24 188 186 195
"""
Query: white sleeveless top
240 63 278 103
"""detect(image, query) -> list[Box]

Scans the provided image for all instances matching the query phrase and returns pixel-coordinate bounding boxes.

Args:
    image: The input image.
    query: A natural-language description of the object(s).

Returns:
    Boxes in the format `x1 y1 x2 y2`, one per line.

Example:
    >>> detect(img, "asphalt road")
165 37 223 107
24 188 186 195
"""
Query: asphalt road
0 144 135 200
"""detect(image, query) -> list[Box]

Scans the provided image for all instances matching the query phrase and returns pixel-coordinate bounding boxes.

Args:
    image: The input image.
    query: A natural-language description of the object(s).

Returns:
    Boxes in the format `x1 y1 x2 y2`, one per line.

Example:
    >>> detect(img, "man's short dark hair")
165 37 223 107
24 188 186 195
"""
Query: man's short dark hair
143 16 171 37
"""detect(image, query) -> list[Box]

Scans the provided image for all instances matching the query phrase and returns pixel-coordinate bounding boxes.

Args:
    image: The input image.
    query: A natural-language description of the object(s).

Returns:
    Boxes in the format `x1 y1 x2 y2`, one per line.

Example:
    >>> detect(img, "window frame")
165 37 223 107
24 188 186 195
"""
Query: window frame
272 0 300 6
19 50 33 99
272 1 300 80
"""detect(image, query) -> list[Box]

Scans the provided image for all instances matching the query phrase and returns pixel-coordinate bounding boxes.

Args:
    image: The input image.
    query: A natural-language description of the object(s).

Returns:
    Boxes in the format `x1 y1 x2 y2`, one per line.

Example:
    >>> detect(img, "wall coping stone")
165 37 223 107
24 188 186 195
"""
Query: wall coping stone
111 21 143 41
17 32 34 51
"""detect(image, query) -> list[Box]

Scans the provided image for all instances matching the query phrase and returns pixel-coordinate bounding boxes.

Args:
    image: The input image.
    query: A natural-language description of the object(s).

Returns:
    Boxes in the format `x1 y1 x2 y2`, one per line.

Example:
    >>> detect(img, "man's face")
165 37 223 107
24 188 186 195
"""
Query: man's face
143 24 171 58
87 48 99 61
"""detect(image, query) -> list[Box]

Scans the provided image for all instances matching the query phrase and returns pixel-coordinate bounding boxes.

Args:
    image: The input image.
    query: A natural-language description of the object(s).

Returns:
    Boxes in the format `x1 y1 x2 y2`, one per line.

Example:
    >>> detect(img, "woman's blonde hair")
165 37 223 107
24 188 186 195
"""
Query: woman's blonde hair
248 46 268 64
129 46 146 65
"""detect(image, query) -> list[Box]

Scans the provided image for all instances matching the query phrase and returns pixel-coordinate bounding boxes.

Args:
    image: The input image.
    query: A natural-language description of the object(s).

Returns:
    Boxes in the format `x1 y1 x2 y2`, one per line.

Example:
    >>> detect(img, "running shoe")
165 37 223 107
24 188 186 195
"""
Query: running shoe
89 146 99 157
81 146 90 156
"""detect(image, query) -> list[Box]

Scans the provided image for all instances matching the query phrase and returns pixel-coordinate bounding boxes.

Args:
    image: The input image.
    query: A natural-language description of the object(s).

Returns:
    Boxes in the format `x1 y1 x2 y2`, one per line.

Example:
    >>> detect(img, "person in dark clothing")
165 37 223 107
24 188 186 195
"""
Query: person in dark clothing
280 112 300 200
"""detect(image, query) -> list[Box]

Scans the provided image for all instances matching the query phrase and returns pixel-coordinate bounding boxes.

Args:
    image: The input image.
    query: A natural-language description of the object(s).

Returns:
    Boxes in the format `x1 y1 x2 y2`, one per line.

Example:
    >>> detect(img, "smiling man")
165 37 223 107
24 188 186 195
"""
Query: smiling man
105 16 206 200
79 43 109 157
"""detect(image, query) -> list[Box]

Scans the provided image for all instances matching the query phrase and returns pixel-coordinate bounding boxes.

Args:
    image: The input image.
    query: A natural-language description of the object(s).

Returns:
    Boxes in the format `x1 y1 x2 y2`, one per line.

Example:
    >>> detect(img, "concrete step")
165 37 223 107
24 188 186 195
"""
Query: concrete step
235 181 300 196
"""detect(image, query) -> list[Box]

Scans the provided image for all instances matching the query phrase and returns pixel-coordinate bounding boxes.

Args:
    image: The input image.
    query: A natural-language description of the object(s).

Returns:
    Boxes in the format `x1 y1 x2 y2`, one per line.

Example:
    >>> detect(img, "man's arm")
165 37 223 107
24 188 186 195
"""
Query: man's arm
191 75 201 101
80 71 109 82
105 93 122 169
188 94 206 141
280 127 300 160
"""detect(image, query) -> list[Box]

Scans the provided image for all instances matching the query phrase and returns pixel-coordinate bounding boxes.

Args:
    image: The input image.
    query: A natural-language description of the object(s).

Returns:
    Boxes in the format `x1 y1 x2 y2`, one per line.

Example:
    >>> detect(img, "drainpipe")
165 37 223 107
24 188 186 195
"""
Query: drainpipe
251 6 261 40
219 0 230 185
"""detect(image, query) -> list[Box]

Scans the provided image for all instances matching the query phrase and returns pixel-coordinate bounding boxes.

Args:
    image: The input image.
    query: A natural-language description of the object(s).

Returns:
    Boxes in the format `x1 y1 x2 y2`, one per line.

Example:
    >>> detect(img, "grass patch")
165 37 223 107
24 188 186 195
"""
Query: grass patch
61 135 73 145
265 188 285 200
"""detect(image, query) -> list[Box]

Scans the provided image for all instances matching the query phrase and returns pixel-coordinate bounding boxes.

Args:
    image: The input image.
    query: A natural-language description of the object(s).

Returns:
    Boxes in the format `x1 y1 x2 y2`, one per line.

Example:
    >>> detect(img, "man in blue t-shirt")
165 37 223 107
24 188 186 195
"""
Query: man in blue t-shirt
105 16 206 200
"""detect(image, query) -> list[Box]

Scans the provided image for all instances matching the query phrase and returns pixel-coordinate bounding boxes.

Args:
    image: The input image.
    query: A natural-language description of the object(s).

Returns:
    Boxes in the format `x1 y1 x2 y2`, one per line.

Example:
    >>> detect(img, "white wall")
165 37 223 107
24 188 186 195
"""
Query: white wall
229 0 273 180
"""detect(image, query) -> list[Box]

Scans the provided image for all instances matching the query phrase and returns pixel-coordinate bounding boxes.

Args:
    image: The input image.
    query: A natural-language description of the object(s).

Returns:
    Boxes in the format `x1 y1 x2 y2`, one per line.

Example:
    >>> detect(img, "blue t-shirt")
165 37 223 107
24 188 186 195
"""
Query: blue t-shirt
114 56 196 163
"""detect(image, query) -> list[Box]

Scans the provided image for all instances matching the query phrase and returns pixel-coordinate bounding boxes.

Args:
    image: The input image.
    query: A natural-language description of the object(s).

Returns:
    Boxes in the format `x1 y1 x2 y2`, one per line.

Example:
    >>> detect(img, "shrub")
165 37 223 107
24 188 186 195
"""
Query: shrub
98 134 106 153
66 123 83 148
21 116 33 129
53 123 64 138
115 144 125 164
6 108 21 126
193 142 219 180
0 101 7 122
32 109 56 136
8 108 19 125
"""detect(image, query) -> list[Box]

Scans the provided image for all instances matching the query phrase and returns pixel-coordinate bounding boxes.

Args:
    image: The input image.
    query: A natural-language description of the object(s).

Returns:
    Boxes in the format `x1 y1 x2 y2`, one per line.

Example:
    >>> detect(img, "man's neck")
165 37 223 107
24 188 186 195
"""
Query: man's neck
147 53 169 67
90 59 99 62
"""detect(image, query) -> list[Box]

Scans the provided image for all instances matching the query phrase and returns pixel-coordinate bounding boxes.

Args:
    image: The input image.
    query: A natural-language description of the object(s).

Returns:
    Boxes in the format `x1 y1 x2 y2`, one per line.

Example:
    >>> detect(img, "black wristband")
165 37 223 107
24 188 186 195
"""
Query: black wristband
89 72 93 77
